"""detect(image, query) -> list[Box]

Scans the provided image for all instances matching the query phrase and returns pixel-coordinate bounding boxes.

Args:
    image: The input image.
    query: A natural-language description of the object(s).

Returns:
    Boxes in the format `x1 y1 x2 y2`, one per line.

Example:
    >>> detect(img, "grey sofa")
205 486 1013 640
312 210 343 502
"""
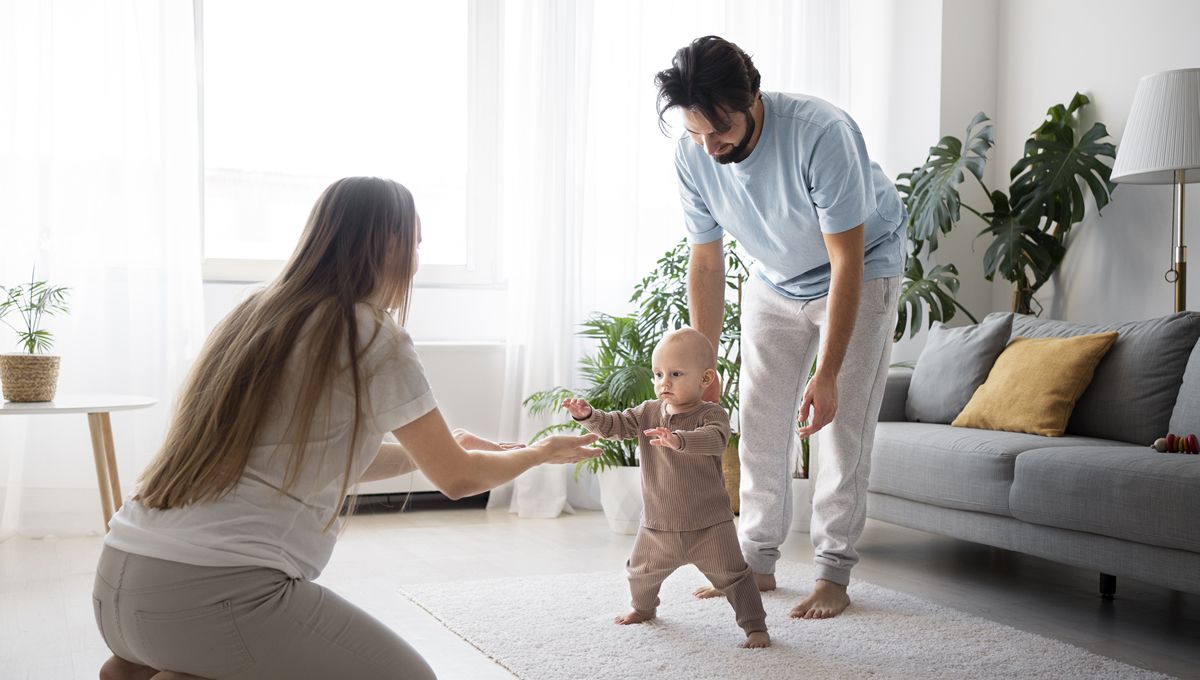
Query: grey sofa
868 311 1200 597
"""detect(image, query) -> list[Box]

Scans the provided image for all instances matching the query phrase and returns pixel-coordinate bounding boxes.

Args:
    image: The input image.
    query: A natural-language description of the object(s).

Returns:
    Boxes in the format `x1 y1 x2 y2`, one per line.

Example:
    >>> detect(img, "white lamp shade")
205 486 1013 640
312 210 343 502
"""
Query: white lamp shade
1111 68 1200 185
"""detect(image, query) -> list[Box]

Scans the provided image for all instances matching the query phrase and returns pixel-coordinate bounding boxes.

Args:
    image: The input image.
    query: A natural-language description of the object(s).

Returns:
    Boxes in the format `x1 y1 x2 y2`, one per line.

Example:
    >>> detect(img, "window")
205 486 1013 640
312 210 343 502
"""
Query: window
199 0 499 285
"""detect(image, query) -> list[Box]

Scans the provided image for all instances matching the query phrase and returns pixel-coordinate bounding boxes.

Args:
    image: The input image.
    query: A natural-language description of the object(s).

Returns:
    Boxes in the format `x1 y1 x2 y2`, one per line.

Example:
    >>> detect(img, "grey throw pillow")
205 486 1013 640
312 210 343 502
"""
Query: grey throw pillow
906 314 1014 424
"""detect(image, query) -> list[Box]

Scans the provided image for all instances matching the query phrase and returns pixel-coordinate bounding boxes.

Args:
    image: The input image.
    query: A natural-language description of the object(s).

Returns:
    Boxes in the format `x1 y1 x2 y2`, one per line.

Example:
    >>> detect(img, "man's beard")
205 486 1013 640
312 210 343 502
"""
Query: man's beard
713 110 756 165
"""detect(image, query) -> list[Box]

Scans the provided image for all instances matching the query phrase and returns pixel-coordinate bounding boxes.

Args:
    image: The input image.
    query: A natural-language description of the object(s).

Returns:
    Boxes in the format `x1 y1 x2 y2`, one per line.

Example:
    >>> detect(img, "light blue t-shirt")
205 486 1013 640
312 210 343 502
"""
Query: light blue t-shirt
675 91 907 300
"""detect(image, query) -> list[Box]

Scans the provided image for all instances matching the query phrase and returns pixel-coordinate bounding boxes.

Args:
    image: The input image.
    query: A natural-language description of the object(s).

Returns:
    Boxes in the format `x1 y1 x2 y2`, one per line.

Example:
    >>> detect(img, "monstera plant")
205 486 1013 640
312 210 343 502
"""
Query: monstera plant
894 93 1117 336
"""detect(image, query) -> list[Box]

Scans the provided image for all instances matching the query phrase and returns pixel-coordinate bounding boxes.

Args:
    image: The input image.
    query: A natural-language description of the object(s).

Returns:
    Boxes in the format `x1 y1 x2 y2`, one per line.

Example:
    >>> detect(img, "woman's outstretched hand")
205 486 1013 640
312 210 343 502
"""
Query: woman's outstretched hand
452 428 524 451
532 433 602 464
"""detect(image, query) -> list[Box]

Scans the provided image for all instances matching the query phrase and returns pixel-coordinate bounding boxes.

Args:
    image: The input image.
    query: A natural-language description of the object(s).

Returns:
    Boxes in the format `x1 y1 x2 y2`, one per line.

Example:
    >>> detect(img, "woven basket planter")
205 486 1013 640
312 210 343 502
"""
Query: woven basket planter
722 436 740 514
0 354 60 402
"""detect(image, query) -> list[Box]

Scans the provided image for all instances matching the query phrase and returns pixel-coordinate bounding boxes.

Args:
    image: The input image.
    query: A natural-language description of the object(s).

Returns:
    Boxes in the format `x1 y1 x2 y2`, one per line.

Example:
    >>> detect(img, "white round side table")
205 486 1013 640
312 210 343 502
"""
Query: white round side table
0 395 156 531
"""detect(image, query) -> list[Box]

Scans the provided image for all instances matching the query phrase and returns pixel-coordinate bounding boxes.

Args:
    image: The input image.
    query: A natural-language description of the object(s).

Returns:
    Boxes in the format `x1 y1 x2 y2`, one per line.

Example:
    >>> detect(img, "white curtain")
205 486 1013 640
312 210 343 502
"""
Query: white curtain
491 0 850 517
0 1 205 538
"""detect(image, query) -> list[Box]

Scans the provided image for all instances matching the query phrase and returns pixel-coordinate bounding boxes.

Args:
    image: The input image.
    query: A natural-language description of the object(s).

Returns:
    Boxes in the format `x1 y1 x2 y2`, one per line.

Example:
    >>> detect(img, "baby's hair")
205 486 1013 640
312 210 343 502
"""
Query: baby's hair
657 327 717 368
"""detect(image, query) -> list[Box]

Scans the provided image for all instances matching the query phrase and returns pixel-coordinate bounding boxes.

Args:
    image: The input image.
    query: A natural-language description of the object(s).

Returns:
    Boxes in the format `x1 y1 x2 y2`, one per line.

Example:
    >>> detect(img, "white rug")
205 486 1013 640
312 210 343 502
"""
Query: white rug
399 561 1173 680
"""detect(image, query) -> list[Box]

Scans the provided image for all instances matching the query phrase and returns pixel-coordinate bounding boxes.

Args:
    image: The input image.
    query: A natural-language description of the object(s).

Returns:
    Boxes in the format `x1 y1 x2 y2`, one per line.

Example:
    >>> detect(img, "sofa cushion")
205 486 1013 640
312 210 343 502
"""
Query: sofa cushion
879 368 913 423
906 314 1013 424
1000 311 1200 445
869 422 1124 516
1169 339 1200 436
951 333 1117 436
1010 446 1200 553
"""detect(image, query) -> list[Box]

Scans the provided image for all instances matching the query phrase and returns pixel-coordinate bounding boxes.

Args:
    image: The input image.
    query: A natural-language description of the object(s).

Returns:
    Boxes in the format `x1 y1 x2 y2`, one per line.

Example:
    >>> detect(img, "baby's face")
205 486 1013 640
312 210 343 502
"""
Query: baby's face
651 340 710 408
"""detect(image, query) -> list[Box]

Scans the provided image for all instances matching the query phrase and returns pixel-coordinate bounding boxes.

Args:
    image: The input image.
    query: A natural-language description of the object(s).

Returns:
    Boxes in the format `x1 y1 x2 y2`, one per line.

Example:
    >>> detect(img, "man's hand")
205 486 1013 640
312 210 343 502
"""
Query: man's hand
796 370 838 439
643 426 683 450
561 398 594 420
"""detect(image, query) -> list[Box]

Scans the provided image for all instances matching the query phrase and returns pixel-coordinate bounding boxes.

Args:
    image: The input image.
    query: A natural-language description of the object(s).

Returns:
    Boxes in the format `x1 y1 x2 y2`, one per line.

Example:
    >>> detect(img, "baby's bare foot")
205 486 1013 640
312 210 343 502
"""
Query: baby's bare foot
754 572 776 592
692 585 723 599
613 610 654 625
789 579 851 619
739 631 770 648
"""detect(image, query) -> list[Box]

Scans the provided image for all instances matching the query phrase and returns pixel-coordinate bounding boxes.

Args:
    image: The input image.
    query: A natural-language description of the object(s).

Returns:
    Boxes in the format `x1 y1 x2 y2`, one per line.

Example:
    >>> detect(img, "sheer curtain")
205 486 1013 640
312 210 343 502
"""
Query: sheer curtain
490 0 850 517
0 1 205 538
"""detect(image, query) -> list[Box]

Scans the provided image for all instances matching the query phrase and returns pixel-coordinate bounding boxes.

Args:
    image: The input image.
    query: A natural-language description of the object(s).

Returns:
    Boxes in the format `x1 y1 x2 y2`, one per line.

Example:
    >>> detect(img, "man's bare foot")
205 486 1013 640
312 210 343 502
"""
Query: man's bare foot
789 579 851 619
739 631 770 648
693 572 775 599
613 610 654 625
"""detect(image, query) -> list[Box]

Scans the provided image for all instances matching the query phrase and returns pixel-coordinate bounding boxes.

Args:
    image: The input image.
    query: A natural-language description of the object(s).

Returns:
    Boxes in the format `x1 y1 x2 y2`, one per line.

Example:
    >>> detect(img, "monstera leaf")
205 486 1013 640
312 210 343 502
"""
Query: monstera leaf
979 190 1065 286
1009 93 1117 244
895 257 969 341
905 113 995 253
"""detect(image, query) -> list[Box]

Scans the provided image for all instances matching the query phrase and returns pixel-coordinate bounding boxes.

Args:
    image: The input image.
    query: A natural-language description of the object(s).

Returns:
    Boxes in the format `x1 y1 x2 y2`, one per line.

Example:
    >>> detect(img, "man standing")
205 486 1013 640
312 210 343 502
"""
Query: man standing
655 35 904 619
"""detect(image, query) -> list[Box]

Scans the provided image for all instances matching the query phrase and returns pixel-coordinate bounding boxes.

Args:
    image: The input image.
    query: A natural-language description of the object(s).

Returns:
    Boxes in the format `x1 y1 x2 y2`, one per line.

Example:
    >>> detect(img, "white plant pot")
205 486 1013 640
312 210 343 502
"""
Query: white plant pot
597 466 643 535
791 476 813 533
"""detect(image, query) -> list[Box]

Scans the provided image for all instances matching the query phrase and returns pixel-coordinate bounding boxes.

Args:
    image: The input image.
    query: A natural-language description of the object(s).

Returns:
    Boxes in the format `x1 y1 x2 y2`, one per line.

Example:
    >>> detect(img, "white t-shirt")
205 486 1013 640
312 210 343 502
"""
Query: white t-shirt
106 303 437 580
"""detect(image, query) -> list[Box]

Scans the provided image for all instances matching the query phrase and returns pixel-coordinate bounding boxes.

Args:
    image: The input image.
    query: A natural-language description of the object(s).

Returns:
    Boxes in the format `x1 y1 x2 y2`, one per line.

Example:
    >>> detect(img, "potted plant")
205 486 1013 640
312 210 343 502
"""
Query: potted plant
0 273 71 402
524 313 653 533
895 93 1116 323
524 239 750 533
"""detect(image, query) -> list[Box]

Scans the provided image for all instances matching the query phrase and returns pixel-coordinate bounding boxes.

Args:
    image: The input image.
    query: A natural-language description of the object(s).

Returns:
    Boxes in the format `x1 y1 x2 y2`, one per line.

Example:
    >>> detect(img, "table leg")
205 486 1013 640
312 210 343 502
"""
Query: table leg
87 413 116 531
99 413 123 512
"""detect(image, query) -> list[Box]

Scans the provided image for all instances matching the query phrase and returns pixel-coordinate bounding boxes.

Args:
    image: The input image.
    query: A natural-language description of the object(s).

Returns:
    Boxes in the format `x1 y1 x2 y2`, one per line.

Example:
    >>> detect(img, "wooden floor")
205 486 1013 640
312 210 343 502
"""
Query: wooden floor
2 494 1197 679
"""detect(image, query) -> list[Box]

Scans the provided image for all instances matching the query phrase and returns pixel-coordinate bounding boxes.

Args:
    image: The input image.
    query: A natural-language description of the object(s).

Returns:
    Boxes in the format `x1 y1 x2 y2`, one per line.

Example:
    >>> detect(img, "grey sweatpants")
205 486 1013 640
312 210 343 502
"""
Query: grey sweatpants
92 546 435 679
737 274 899 585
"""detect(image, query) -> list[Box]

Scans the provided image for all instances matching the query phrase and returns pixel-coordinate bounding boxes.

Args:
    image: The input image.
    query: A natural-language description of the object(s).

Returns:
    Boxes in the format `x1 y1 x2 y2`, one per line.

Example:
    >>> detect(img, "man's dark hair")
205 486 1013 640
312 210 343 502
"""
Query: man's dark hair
654 35 761 135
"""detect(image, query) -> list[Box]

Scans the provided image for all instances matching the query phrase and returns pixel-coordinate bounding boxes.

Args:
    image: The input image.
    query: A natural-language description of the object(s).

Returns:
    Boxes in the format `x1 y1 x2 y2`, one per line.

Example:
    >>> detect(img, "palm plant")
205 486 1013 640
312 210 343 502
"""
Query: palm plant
524 238 750 473
0 273 71 354
895 93 1116 325
523 314 654 471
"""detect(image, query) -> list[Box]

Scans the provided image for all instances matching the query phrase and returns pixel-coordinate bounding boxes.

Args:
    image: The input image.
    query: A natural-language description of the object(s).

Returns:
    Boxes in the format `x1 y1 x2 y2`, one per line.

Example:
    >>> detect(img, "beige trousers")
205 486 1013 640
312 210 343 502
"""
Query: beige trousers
92 546 435 679
627 521 767 634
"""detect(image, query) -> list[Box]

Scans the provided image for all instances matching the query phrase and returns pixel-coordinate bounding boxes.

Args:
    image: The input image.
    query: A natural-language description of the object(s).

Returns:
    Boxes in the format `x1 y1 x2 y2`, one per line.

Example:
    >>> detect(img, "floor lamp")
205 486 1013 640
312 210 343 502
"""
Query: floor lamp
1111 68 1200 313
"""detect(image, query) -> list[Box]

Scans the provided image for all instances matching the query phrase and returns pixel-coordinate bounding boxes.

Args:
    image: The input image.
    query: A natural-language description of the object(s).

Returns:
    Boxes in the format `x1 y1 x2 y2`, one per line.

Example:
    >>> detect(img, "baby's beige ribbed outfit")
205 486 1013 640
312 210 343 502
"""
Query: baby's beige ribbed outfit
578 400 767 635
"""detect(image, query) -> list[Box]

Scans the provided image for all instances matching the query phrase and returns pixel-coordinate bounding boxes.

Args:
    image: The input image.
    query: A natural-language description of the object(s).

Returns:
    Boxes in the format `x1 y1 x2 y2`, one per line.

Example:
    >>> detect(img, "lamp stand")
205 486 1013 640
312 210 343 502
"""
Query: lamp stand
1174 169 1188 313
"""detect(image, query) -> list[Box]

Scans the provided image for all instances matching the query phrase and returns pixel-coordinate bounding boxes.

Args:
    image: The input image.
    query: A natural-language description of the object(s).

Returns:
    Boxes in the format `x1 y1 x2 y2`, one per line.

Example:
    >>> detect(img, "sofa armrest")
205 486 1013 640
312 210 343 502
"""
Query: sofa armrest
878 368 912 422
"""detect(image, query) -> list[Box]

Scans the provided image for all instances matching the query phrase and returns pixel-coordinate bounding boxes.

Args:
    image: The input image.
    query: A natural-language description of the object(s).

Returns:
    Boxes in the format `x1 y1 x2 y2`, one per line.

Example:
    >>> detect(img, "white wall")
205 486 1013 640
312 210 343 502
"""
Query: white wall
935 0 999 327
994 0 1200 322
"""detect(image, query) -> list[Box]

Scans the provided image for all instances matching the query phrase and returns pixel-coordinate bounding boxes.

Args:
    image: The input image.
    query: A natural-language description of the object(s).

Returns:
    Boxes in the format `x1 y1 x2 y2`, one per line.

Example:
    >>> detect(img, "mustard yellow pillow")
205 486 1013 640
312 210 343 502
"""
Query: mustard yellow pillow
951 332 1118 436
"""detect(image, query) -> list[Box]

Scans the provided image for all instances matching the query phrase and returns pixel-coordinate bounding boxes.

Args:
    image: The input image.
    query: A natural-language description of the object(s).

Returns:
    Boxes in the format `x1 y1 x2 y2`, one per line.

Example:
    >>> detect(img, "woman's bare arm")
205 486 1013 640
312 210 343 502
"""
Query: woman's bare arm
391 407 599 499
358 442 419 483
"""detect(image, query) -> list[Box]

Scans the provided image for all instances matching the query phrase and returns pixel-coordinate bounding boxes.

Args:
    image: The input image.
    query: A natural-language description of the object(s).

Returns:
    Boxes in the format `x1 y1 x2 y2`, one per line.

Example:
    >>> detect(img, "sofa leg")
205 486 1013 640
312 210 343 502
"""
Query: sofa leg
1099 573 1116 600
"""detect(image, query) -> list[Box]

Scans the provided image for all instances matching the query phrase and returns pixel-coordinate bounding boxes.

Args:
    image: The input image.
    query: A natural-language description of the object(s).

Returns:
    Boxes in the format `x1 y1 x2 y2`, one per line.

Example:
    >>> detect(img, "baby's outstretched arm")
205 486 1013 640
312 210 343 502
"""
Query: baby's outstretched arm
647 409 730 456
561 397 593 420
643 426 682 450
562 399 649 440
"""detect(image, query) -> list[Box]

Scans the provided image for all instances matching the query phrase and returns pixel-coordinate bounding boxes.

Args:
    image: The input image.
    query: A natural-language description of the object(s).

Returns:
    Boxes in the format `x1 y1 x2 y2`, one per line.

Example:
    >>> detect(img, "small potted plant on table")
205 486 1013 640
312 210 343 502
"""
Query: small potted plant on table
0 273 71 402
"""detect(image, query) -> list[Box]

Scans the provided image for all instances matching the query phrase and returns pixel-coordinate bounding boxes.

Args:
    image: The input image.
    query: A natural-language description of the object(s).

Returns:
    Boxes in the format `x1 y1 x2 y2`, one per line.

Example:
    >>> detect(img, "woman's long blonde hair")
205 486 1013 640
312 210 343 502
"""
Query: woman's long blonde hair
137 177 419 518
